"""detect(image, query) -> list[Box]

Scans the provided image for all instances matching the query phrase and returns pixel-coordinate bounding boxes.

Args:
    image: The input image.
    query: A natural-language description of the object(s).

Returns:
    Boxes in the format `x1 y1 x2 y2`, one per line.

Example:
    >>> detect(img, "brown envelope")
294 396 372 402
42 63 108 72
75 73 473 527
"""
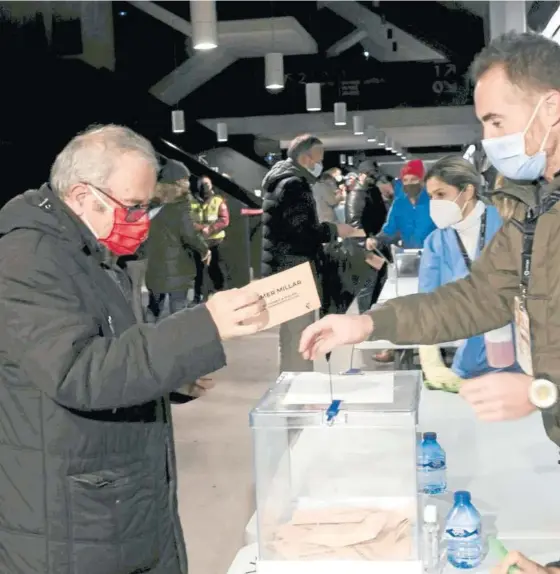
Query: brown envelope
242 262 321 331
291 507 370 525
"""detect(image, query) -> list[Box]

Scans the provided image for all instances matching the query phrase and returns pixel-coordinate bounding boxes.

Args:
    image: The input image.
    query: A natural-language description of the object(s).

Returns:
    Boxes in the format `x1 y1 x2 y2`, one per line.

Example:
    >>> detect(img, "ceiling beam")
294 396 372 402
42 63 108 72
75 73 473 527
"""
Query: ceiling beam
326 28 367 58
321 0 446 62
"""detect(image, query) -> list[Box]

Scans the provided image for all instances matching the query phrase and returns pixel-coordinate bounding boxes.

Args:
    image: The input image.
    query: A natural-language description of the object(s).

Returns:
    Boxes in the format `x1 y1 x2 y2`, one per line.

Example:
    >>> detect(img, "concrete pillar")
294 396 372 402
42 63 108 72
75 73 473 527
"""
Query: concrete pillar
489 1 527 40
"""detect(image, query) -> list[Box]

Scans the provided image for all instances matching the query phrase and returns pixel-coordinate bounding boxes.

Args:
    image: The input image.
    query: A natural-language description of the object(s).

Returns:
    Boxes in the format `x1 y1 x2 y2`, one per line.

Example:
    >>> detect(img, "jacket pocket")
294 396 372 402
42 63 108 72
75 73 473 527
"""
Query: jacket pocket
67 461 159 549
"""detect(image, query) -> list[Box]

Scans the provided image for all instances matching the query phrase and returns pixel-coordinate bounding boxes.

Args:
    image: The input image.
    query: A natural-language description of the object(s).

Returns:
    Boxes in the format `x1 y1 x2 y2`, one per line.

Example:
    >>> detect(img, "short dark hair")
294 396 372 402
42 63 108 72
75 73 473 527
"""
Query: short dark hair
425 155 481 196
287 134 323 161
470 31 560 92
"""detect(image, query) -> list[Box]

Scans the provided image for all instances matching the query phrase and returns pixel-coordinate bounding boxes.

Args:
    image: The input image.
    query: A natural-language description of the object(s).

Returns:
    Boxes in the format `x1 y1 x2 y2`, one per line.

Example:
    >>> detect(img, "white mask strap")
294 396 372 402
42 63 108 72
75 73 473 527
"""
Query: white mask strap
523 95 546 137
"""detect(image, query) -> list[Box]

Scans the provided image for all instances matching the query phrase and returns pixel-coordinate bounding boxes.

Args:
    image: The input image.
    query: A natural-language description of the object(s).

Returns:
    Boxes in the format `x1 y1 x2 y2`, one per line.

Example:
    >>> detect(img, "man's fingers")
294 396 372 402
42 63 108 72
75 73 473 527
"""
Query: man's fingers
230 288 263 311
228 322 262 338
232 301 267 324
500 551 542 573
299 322 325 353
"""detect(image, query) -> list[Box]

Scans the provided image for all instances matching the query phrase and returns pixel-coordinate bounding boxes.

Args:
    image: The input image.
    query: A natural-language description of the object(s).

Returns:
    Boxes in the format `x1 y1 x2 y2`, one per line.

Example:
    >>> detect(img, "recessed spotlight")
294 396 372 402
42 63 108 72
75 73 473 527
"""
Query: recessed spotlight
118 10 127 16
364 51 370 58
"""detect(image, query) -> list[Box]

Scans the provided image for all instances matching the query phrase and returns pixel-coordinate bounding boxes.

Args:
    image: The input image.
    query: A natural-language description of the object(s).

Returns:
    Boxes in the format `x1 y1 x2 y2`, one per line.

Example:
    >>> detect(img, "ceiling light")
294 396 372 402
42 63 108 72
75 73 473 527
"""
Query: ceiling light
352 115 365 135
376 131 386 147
217 122 228 142
305 83 321 112
265 53 284 92
334 102 347 126
364 50 370 58
366 126 377 142
191 0 218 50
339 153 347 165
171 110 185 134
347 155 354 166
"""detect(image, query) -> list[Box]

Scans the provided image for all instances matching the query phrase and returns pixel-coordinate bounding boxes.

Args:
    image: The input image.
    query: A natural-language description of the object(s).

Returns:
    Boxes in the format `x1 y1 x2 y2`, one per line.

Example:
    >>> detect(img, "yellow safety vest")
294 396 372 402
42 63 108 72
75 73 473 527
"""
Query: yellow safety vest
190 196 226 241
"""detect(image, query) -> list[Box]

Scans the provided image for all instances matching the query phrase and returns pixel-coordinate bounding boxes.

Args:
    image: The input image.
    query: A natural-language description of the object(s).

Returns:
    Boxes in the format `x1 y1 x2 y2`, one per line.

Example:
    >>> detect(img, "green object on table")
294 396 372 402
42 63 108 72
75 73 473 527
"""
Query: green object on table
488 536 520 573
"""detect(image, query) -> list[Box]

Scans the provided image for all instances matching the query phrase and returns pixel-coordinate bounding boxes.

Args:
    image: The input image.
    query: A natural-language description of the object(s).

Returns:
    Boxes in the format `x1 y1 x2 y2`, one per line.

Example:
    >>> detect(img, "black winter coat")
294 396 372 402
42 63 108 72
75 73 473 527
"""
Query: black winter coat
145 198 209 293
0 185 226 574
261 159 337 277
345 181 387 237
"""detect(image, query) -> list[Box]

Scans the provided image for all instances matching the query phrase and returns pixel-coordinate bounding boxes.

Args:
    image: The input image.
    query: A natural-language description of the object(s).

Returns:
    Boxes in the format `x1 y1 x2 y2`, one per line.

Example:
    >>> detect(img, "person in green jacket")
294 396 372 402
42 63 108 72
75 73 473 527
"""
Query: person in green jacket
145 158 210 318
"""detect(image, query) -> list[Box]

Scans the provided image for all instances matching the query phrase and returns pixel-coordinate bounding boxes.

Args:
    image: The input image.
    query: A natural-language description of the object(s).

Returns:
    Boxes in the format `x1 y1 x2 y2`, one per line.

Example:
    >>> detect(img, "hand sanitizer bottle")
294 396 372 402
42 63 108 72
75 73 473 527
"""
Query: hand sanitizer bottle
423 505 441 573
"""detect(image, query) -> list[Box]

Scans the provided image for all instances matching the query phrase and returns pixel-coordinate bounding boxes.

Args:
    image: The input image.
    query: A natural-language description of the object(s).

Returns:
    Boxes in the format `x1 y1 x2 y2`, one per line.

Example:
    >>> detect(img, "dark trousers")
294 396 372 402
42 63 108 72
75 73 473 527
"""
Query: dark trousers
148 290 188 319
194 243 228 300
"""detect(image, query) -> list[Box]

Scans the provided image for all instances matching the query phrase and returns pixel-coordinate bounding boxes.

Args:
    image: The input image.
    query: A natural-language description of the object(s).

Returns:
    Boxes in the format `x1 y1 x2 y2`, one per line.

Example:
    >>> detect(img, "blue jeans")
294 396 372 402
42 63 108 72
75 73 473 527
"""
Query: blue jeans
148 291 188 319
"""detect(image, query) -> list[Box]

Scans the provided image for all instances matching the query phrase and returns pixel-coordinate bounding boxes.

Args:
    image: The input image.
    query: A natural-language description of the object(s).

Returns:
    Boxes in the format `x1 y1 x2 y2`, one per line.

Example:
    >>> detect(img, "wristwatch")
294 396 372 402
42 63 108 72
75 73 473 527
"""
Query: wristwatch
529 378 559 409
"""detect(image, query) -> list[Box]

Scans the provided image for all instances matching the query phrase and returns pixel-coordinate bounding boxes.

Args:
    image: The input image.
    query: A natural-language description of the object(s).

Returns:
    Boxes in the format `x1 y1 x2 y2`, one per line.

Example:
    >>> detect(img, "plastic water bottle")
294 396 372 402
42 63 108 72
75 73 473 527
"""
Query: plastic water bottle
420 432 447 494
445 491 483 569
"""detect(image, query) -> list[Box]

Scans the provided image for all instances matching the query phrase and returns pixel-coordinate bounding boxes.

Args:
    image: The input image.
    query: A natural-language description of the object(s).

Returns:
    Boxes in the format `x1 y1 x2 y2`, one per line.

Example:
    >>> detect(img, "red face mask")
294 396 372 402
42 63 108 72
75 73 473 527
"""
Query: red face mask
99 206 150 256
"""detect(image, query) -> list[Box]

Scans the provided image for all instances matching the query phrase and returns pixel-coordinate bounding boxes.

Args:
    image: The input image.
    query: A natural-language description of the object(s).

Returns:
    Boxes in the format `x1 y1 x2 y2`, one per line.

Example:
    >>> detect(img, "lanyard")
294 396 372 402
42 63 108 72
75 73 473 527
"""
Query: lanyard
520 191 560 307
454 210 487 271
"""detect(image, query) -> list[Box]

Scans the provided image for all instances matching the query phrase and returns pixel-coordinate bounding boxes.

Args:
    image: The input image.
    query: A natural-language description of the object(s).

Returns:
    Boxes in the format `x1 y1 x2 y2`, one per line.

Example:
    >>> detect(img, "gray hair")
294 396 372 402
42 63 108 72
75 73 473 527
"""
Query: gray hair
425 155 482 196
470 31 560 92
50 124 159 197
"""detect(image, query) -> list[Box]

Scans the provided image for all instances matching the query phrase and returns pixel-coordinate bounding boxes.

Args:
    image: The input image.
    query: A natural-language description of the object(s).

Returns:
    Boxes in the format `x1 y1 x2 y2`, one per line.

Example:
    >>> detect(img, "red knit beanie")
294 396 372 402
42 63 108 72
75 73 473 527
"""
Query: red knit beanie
400 159 425 180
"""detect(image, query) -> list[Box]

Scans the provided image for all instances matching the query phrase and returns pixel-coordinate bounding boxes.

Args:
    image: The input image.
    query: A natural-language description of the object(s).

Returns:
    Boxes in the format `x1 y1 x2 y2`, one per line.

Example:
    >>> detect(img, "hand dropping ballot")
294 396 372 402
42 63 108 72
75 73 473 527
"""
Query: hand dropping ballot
242 262 321 331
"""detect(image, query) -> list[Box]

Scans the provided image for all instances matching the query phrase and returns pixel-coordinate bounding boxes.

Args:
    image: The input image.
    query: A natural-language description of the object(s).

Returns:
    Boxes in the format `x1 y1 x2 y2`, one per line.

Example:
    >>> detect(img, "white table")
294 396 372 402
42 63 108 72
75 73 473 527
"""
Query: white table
378 276 419 303
227 540 560 574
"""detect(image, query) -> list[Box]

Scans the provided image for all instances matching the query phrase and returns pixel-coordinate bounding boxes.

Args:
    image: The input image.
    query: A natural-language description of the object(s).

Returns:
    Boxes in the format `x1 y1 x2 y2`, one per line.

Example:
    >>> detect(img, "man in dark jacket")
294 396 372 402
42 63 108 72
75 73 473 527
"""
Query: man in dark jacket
146 158 210 317
261 133 358 372
0 124 265 574
346 165 389 313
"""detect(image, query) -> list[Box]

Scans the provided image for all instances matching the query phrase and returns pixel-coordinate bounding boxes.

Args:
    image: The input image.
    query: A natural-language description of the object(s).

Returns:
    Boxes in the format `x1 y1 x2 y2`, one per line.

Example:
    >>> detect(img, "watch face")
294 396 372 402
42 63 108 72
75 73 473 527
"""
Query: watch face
530 379 558 409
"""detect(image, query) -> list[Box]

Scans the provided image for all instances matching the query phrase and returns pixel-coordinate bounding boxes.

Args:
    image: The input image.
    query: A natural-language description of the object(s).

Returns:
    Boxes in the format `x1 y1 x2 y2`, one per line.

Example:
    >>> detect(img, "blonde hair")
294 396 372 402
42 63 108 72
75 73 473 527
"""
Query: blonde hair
490 174 518 221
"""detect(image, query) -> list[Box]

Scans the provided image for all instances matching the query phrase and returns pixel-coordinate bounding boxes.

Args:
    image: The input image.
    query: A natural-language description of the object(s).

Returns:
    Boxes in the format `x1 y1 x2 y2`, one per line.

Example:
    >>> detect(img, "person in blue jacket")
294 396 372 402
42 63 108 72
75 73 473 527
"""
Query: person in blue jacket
419 155 519 387
369 159 435 362
373 159 436 249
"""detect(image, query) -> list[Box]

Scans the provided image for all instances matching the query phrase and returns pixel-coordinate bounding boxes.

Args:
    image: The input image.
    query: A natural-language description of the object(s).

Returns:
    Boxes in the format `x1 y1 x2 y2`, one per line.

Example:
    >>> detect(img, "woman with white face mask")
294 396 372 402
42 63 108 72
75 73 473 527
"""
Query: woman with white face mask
419 156 520 391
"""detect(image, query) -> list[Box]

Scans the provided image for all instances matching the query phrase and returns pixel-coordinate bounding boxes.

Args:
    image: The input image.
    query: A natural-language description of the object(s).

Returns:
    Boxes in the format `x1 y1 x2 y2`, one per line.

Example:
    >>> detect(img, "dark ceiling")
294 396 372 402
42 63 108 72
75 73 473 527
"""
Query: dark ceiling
112 0 487 122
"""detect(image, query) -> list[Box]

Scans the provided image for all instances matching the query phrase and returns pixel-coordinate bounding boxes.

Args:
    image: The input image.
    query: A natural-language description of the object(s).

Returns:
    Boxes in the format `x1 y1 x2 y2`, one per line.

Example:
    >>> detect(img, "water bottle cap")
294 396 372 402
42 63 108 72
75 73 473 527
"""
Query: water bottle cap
423 505 438 523
423 431 437 441
454 490 471 504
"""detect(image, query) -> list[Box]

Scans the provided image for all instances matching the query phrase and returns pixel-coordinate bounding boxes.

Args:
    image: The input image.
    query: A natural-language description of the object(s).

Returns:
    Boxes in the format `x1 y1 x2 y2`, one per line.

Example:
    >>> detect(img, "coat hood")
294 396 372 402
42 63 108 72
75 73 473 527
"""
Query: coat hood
0 184 101 256
489 177 538 208
262 158 316 193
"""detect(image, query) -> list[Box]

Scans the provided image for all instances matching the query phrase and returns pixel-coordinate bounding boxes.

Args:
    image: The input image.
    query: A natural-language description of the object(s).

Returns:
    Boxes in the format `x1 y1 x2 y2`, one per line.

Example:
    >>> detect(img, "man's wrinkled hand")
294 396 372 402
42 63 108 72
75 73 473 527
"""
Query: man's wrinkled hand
205 289 267 340
459 372 535 422
492 551 560 573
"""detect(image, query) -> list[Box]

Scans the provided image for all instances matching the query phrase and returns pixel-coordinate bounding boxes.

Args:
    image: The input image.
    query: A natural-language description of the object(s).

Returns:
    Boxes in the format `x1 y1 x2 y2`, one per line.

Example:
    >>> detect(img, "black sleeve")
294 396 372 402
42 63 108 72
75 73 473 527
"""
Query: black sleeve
279 178 337 245
366 184 388 237
345 189 366 228
0 235 226 411
179 206 209 256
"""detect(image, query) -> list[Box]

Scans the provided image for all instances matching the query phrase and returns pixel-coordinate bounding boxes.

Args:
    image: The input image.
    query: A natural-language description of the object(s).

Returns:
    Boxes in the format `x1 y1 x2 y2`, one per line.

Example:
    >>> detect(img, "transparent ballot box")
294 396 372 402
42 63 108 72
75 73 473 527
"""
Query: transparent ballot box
250 370 423 574
392 246 422 279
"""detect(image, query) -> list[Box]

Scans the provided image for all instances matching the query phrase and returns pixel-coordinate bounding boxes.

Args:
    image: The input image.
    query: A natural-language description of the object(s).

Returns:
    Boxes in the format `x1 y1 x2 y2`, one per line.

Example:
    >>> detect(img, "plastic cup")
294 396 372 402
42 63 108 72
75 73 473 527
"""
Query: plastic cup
484 324 515 368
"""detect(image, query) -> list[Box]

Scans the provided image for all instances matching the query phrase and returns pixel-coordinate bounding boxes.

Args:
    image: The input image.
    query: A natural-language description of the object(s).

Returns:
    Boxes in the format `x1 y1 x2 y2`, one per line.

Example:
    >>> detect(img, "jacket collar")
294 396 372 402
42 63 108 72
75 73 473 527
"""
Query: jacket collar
40 184 109 264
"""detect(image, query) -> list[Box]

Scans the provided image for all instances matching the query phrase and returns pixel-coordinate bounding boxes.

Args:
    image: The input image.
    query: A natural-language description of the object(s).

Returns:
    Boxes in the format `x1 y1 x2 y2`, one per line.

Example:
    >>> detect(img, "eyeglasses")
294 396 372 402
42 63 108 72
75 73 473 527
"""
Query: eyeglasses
83 183 161 222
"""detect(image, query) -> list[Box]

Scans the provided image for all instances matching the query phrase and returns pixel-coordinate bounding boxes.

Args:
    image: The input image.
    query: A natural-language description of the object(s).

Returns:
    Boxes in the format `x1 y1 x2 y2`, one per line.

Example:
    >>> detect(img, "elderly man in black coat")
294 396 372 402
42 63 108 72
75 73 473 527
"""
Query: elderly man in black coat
0 124 265 574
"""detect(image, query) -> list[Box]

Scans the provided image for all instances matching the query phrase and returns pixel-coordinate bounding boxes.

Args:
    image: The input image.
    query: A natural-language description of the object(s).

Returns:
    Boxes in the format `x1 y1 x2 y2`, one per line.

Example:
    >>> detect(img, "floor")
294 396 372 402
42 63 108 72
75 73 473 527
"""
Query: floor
172 327 280 574
172 300 393 574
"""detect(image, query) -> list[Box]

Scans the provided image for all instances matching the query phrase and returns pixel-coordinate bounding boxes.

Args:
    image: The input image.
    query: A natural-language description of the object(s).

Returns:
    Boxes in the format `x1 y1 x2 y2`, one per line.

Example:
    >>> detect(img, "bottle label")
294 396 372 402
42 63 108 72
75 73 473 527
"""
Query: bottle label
423 459 446 470
445 527 480 539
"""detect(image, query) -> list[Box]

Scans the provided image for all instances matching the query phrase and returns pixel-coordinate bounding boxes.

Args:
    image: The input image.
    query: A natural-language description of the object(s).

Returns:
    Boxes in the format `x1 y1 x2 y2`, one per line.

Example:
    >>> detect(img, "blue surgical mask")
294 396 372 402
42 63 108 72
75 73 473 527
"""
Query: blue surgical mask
482 97 551 181
308 162 323 178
